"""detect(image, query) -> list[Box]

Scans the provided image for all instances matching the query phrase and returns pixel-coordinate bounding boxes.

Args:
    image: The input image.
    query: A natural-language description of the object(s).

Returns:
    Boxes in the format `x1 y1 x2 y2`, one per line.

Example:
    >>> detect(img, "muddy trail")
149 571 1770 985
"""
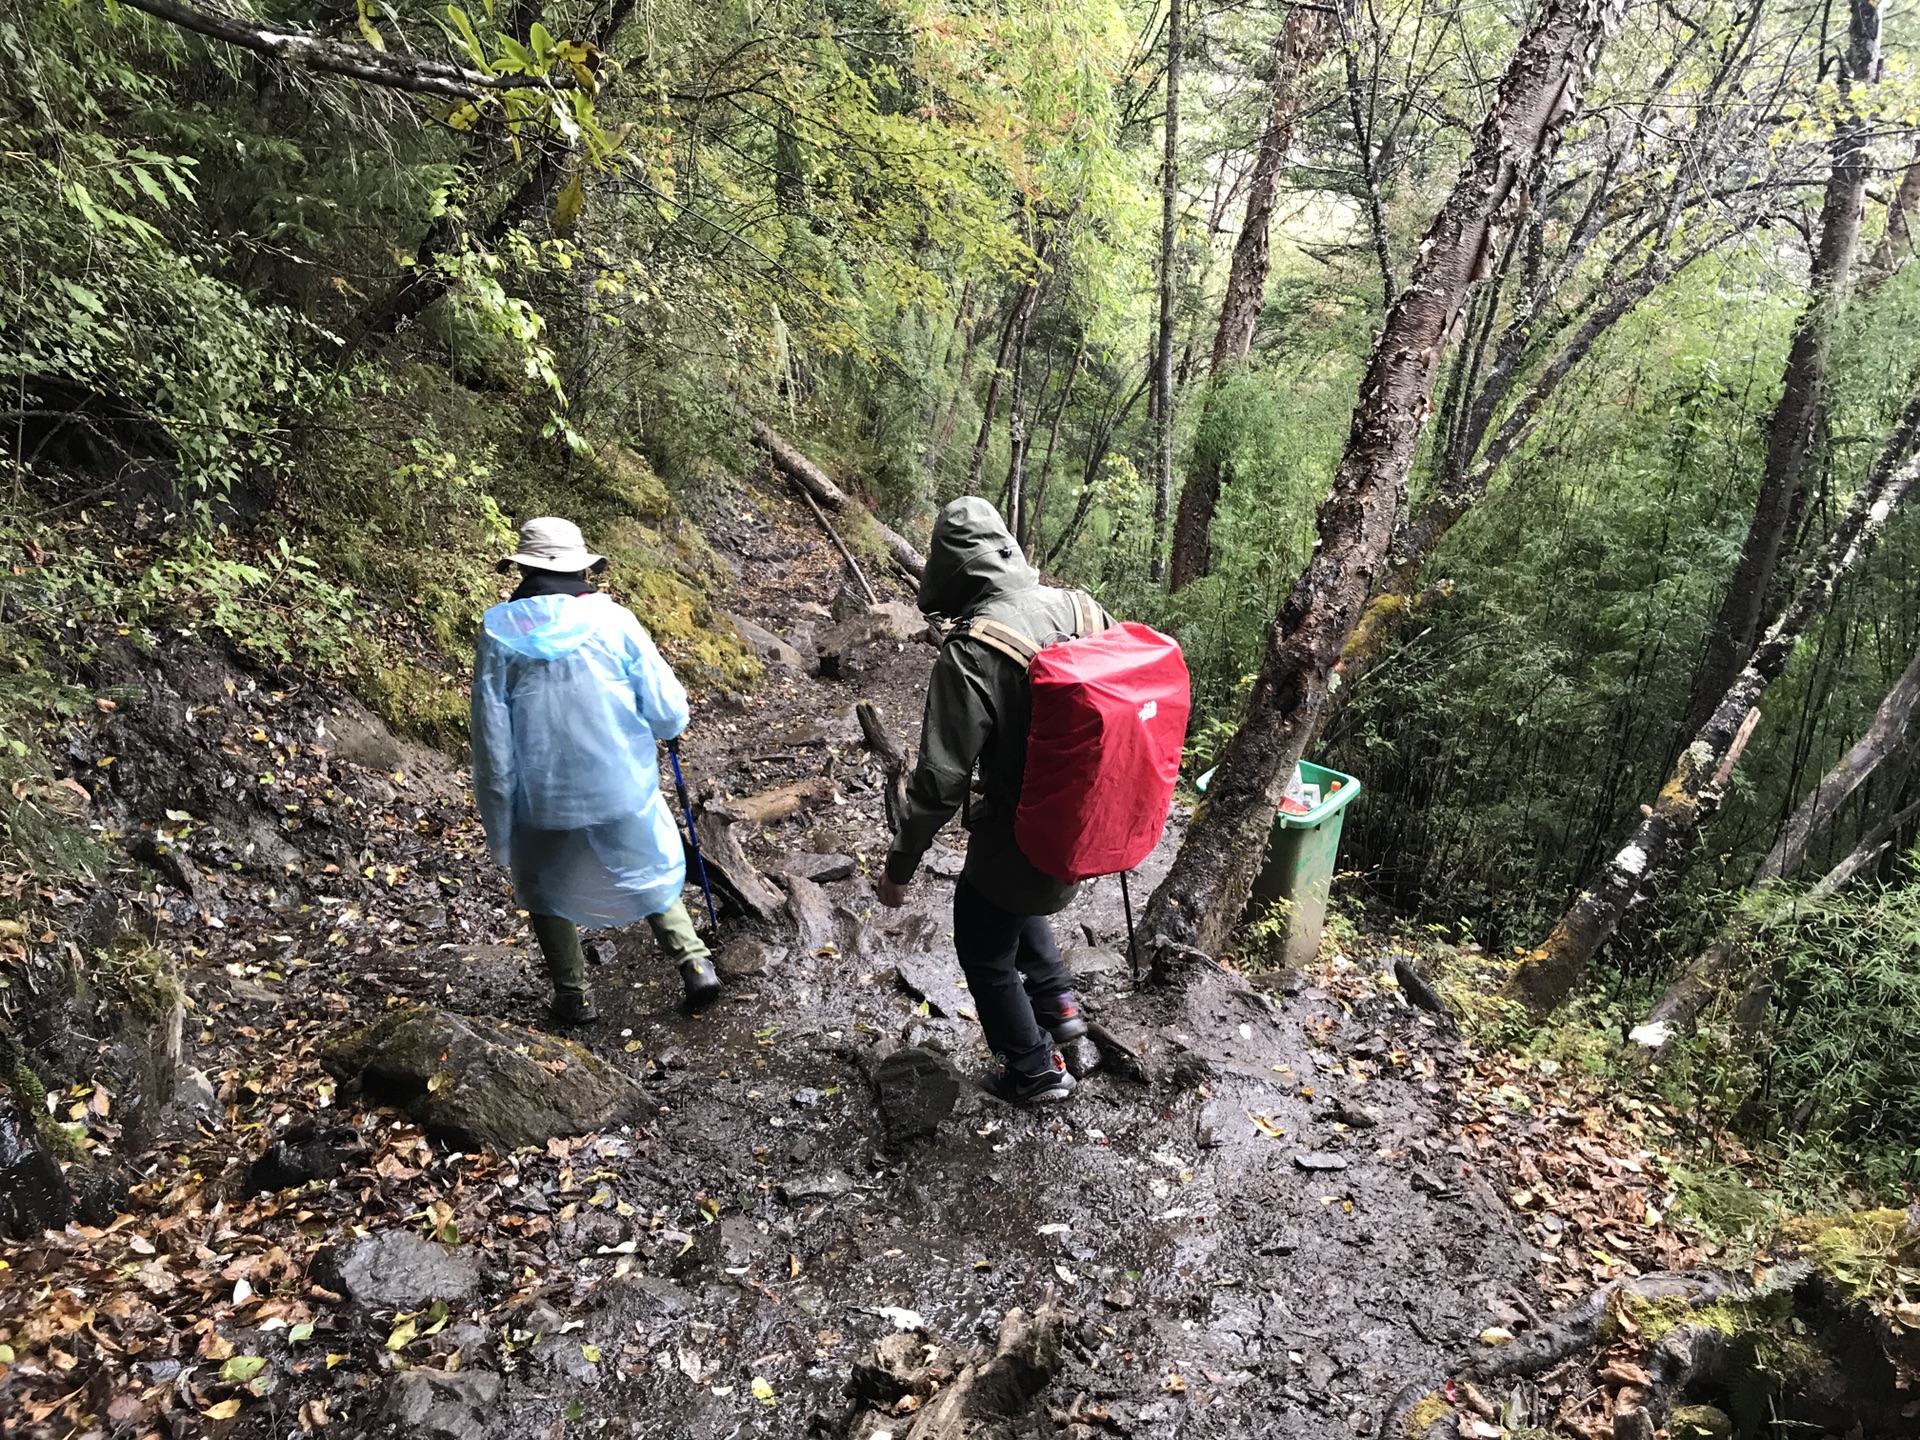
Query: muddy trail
13 468 1844 1440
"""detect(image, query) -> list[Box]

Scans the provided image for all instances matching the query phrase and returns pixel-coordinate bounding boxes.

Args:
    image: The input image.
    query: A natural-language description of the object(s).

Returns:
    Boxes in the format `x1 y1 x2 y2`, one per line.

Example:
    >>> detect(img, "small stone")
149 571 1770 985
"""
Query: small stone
1062 946 1126 978
873 1046 960 1147
1410 1169 1455 1197
1292 1151 1350 1172
316 1229 480 1311
246 1120 363 1194
1059 1035 1102 1079
1669 1405 1732 1440
713 939 776 980
790 1087 823 1108
1328 1097 1379 1128
1102 1288 1137 1310
583 937 618 967
171 1068 217 1113
776 1172 857 1203
384 1367 502 1440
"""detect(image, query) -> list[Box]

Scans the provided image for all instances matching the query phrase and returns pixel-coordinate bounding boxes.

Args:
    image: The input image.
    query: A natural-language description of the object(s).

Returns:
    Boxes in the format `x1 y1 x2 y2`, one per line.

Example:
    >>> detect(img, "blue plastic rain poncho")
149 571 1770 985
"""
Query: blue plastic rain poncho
470 593 690 927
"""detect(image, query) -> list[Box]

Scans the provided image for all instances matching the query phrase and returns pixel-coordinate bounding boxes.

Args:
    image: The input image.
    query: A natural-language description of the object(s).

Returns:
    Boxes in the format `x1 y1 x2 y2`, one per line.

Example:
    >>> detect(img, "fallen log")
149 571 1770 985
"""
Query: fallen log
748 416 926 579
792 481 879 605
856 699 910 834
707 778 837 828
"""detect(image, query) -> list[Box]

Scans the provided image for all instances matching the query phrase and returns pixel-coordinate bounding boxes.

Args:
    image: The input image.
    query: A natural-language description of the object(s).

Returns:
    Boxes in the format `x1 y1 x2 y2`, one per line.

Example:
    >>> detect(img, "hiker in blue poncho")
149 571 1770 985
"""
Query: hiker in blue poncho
470 517 722 1024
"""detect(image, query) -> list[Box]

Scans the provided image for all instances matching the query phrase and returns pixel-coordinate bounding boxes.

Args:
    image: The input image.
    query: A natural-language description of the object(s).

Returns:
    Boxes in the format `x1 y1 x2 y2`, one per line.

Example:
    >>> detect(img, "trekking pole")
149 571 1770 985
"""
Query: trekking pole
1120 870 1140 986
666 739 720 931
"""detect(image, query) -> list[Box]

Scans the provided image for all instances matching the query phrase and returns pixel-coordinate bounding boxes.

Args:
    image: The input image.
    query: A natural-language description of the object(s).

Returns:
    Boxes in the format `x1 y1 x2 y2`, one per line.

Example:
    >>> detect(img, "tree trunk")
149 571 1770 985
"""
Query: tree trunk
1045 371 1150 569
1001 308 1043 543
1208 6 1342 375
1166 389 1225 592
1342 25 1396 309
1864 145 1920 287
1508 393 1920 1016
1679 0 1880 734
967 270 1046 494
1632 643 1920 1057
1332 247 1705 696
1755 638 1920 883
1150 0 1182 583
1807 795 1920 901
1139 0 1628 967
1024 338 1085 556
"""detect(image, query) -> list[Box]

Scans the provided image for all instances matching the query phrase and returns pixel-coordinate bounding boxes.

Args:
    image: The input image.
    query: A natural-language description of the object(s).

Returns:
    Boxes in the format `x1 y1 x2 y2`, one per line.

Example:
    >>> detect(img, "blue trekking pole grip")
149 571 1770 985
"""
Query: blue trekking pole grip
666 738 720 931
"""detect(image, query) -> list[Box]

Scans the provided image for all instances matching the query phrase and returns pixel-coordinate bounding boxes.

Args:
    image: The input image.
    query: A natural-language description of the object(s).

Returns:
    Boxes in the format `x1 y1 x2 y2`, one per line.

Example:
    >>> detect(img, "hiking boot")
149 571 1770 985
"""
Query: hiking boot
1032 989 1088 1043
679 955 722 1010
985 1051 1078 1106
551 990 600 1026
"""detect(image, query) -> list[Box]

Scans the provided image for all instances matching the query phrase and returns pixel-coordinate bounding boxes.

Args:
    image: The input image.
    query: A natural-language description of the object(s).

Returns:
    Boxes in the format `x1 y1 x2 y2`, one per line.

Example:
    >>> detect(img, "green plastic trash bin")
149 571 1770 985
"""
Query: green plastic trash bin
1197 759 1362 967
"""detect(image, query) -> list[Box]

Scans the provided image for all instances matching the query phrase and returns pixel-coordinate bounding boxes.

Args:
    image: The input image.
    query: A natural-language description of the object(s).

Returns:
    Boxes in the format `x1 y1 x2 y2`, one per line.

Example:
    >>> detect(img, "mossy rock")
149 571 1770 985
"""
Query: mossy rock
350 649 470 758
589 442 673 523
1777 1208 1920 1303
321 1004 641 1151
600 519 758 692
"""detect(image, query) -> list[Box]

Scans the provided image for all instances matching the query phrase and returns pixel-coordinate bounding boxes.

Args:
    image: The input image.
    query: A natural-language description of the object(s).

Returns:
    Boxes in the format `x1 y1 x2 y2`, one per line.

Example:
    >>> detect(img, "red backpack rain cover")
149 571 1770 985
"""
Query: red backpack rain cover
1016 622 1191 884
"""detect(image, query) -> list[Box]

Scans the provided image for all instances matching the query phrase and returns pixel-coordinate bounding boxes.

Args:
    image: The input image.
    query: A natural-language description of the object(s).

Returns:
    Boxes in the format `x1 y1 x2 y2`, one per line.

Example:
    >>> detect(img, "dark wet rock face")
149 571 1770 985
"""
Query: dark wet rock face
320 1004 640 1150
317 1229 480 1311
382 1367 501 1440
873 1045 960 1146
0 1095 72 1238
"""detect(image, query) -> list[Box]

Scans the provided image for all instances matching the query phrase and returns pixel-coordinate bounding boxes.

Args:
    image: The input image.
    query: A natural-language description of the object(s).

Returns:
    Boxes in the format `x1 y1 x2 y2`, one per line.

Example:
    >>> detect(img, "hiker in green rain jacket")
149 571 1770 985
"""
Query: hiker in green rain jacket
878 497 1110 1105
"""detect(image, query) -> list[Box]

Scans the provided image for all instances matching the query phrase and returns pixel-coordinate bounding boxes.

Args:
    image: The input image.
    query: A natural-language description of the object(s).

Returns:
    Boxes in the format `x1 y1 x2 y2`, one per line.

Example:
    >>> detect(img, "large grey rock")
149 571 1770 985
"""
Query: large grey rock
727 612 804 669
321 1005 640 1150
382 1367 501 1440
319 1228 480 1310
873 1046 960 1147
816 603 929 678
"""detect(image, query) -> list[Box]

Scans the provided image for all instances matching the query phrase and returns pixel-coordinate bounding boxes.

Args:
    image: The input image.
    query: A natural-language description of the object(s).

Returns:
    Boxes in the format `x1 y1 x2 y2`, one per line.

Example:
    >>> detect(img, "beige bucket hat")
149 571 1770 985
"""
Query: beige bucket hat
500 516 607 573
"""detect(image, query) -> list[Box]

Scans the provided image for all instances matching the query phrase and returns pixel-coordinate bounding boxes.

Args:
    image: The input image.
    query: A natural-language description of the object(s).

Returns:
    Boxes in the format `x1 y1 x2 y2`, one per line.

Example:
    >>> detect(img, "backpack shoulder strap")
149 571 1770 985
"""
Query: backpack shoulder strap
1067 589 1106 638
956 616 1042 669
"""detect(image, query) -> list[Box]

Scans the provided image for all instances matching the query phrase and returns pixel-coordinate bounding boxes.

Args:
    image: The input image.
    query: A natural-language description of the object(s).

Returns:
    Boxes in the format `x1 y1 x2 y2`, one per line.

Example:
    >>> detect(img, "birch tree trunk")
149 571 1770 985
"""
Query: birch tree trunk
1679 0 1880 733
1754 640 1920 884
1166 4 1341 592
1508 394 1920 1015
1139 0 1629 968
1149 0 1182 583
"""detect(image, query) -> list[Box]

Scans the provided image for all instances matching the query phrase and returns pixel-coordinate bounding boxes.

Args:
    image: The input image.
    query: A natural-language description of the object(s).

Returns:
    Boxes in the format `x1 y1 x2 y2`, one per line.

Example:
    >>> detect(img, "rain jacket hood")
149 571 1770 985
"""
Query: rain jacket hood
917 497 1038 618
484 593 609 658
470 593 691 928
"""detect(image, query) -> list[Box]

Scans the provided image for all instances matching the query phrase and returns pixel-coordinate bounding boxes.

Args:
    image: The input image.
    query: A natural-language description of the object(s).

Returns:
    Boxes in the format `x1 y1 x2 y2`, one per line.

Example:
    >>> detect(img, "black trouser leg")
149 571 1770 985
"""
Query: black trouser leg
952 877 1070 1075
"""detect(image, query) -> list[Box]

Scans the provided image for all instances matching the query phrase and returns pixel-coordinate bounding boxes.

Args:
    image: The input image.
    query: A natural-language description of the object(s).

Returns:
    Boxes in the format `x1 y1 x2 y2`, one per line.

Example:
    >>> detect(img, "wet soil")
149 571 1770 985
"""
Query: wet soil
0 471 1550 1439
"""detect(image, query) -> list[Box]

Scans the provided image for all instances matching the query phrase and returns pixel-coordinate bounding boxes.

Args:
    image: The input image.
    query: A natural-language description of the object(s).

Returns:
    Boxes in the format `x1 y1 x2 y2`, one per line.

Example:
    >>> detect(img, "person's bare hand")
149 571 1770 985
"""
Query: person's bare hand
877 873 911 908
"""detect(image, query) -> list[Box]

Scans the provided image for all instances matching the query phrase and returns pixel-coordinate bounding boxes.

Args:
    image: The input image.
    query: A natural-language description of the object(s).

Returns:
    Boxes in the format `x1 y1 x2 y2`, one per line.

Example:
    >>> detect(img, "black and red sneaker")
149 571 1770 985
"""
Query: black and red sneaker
985 1051 1078 1106
1032 989 1089 1043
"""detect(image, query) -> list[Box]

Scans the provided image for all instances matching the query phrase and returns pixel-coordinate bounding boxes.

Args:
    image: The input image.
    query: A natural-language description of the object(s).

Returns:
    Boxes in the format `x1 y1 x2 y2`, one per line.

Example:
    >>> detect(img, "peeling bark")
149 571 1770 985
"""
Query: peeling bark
1141 0 1628 968
1509 396 1920 1015
1207 6 1342 375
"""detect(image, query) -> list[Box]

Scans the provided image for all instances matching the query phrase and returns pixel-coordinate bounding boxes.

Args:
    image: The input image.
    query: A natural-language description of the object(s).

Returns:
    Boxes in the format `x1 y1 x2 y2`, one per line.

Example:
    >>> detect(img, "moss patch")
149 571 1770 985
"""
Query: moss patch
1402 1392 1451 1436
349 646 471 758
1778 1208 1920 1303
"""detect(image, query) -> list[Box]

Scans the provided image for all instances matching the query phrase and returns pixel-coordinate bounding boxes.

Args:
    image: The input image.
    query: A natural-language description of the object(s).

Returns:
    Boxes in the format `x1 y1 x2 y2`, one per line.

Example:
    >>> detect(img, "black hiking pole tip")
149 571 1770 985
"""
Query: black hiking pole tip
667 740 720 932
1120 869 1139 985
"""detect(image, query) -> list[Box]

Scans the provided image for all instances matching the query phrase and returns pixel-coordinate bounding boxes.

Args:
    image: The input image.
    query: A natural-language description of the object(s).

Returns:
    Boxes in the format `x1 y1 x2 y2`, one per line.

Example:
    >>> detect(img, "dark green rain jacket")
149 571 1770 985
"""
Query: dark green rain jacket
883 497 1110 915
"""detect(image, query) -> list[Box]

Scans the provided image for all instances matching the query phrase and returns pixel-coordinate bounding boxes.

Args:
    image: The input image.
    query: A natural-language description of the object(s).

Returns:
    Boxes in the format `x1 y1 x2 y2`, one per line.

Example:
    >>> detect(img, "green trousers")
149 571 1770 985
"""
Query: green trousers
530 901 710 1000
